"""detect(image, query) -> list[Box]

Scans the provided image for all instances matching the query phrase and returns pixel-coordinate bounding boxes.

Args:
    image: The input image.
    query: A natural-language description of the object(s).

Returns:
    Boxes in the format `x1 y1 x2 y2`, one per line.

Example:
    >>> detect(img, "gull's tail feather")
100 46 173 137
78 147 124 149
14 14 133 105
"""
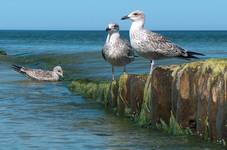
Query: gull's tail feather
187 51 205 56
180 51 205 59
12 65 25 74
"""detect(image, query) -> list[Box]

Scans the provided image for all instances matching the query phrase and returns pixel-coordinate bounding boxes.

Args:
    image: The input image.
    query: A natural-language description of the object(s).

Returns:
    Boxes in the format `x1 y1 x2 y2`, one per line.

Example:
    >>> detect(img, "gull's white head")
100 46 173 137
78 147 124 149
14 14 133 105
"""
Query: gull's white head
53 66 63 77
121 10 145 22
105 23 120 34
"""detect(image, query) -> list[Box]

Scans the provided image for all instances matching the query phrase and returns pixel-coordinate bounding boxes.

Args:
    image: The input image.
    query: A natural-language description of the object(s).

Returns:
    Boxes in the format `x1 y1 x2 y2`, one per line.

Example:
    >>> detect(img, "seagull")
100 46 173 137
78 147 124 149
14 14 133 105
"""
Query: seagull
12 65 63 81
121 10 204 74
102 23 135 80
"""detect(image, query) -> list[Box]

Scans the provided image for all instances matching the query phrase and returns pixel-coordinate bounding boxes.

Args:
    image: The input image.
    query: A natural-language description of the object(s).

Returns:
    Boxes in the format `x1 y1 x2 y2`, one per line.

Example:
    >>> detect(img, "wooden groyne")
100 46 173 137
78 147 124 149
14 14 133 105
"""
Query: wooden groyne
70 59 227 145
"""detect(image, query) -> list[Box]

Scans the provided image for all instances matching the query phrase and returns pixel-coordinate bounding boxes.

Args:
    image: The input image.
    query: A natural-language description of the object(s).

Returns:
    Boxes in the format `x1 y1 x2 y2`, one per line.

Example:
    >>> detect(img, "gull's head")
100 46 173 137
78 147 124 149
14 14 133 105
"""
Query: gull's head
121 10 145 22
105 23 119 34
53 66 63 77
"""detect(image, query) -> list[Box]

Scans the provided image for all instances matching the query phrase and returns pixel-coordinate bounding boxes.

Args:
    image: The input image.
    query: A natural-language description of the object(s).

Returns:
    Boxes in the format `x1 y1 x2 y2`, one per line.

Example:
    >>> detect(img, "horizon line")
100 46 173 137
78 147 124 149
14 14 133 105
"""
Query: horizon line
0 29 227 32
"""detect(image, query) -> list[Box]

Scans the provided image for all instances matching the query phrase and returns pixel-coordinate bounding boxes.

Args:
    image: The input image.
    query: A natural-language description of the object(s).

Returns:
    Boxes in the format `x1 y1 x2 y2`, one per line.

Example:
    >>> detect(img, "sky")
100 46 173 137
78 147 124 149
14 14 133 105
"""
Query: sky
0 0 226 30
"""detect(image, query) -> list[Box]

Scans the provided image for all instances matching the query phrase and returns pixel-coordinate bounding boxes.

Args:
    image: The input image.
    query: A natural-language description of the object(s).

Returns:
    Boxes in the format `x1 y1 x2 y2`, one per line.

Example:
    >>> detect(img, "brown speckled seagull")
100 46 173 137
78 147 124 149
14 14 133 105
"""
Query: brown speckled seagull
122 10 204 74
102 23 135 80
12 65 63 81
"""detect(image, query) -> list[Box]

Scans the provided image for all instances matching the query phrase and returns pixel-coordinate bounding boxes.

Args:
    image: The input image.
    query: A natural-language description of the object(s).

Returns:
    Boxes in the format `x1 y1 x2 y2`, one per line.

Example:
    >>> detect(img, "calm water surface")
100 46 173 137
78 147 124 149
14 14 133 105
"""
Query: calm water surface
0 31 226 149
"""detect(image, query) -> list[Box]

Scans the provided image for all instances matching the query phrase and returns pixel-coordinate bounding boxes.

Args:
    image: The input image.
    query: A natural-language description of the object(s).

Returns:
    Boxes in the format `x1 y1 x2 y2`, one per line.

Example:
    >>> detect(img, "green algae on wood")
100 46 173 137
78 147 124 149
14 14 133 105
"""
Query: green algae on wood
138 75 152 126
69 58 227 146
156 112 193 136
168 59 227 143
117 74 147 117
70 79 110 105
70 74 146 117
70 79 117 110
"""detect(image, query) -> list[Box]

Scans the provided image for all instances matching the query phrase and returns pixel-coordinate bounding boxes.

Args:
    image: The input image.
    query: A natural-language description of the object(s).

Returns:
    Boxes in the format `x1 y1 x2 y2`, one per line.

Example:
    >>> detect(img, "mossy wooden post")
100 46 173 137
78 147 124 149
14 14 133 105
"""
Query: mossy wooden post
69 80 111 106
138 75 152 126
196 72 210 135
151 67 172 124
175 66 198 128
128 74 146 118
170 66 182 118
223 72 227 141
117 74 128 115
108 80 118 110
117 74 147 117
215 75 226 141
69 59 227 144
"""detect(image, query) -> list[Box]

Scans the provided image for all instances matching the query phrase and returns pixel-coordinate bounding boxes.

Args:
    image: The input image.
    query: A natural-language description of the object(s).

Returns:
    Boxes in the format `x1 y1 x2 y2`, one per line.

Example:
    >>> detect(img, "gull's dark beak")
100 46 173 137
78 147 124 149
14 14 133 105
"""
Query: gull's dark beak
105 27 111 32
121 15 129 20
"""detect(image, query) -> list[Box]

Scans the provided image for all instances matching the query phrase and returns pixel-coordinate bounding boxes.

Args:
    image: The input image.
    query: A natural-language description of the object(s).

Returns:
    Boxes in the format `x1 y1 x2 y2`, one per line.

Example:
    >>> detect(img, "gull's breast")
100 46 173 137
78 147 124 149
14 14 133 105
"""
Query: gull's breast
104 43 132 66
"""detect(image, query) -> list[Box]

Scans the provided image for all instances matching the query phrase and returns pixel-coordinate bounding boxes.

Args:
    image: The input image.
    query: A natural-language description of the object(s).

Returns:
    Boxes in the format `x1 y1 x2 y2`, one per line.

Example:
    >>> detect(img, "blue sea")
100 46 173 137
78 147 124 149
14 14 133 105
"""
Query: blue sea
1 30 227 56
1 30 227 79
0 30 226 149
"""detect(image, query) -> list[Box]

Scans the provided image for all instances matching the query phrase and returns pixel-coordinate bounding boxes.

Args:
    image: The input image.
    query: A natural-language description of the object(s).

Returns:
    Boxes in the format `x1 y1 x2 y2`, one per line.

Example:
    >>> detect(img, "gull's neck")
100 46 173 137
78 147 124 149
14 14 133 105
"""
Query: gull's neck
106 34 110 43
130 19 145 32
106 32 120 43
52 71 59 80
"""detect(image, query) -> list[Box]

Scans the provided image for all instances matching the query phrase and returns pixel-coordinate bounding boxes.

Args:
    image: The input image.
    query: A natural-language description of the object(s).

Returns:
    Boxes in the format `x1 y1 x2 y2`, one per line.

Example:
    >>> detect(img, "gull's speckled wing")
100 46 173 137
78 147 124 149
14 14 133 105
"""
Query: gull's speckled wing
141 30 187 57
101 44 108 61
25 69 53 80
122 39 135 59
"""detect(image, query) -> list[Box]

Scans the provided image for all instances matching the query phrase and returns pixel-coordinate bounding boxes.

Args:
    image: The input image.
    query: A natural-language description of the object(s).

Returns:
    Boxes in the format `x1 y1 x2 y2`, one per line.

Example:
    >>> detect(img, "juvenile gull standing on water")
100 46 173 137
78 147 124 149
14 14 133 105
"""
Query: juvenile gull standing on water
12 65 63 81
102 23 135 80
122 10 204 74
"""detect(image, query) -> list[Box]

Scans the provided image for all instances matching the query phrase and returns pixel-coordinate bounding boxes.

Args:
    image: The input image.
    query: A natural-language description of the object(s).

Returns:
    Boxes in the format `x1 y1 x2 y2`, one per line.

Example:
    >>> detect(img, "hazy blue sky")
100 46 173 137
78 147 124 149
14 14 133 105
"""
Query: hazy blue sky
0 0 226 30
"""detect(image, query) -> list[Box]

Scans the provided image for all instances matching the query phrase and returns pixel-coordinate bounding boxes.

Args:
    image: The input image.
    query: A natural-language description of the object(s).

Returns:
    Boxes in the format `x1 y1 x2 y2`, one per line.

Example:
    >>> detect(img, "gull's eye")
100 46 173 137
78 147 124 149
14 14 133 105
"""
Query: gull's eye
134 13 139 16
113 25 119 28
